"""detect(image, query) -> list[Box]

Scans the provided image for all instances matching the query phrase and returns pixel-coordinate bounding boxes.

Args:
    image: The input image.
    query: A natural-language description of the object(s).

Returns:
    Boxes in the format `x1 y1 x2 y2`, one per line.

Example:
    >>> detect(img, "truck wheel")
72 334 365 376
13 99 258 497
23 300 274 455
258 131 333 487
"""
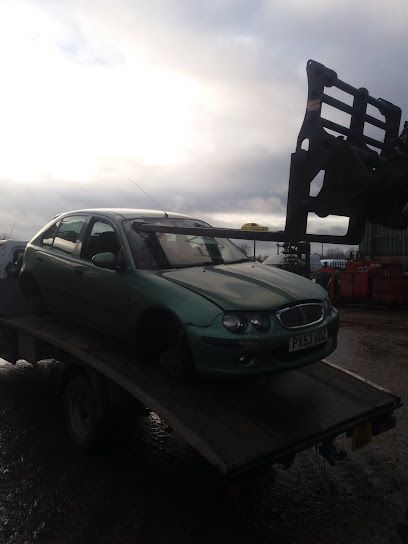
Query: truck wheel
64 374 104 450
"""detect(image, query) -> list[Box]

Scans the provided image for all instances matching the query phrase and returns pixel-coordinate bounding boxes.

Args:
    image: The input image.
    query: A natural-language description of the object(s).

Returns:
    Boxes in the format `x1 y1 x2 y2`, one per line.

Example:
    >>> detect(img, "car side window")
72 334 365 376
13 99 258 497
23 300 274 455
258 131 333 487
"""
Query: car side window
83 221 121 261
33 220 60 247
53 216 87 255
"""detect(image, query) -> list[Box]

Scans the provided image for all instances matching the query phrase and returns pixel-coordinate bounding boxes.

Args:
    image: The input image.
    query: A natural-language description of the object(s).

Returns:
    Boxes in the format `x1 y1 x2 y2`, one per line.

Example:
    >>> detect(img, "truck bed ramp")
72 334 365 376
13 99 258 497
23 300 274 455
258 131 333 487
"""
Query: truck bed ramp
0 315 401 476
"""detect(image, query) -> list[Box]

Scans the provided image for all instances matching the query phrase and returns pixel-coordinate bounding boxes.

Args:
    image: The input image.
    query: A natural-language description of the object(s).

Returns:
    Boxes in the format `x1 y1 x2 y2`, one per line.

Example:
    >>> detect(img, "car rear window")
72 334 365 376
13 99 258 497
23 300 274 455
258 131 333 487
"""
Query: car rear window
32 220 60 247
53 216 87 255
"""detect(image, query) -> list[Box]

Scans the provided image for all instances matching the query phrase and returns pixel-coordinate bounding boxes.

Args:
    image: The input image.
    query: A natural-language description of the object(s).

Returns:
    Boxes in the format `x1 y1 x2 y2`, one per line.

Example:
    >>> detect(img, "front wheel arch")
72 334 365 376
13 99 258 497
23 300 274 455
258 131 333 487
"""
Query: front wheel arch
138 306 186 353
138 306 195 378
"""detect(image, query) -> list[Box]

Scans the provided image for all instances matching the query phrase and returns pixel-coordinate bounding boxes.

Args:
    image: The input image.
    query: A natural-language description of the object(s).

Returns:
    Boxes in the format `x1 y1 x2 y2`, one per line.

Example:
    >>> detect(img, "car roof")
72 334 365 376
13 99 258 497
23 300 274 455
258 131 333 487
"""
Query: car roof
55 208 196 221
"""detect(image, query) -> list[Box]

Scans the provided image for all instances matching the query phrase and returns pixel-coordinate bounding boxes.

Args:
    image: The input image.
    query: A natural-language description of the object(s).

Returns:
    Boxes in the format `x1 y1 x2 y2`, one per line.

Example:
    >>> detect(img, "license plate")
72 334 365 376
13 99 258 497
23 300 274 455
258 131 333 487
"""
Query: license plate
289 328 328 352
352 421 372 450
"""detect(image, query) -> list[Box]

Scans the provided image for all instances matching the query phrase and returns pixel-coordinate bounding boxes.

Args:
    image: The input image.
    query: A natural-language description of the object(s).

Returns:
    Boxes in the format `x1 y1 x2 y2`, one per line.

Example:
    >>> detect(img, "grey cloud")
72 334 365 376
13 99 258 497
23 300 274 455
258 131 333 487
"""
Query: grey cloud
71 0 408 152
1 148 290 239
106 149 291 217
0 148 337 244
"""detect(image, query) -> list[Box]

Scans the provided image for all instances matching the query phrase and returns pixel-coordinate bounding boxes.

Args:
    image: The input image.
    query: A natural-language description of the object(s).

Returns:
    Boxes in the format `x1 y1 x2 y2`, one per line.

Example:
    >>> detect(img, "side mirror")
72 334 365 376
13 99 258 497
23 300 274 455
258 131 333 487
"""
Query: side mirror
92 252 117 270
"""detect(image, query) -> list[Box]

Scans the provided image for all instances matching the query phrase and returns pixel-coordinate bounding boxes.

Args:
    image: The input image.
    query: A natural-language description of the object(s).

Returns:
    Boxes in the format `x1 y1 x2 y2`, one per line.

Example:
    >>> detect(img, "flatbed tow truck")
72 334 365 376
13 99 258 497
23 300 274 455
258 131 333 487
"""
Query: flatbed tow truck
0 59 406 484
0 313 401 479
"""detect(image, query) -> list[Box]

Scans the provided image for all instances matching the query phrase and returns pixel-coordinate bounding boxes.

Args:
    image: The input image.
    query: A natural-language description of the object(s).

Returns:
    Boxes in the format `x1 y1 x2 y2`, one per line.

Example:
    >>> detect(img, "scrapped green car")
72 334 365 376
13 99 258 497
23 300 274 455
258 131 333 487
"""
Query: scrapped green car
20 209 339 378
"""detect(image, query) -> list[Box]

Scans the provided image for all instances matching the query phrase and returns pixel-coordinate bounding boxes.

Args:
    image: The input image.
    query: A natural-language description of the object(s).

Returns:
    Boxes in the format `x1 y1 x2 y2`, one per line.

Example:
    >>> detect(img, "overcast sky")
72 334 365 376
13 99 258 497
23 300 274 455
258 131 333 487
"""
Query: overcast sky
1 0 407 254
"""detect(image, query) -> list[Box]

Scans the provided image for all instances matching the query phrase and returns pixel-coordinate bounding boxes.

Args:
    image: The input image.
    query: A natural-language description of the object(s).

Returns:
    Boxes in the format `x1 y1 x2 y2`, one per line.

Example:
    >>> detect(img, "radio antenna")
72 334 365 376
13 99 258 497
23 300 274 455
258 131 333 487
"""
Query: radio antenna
8 221 16 239
128 176 168 217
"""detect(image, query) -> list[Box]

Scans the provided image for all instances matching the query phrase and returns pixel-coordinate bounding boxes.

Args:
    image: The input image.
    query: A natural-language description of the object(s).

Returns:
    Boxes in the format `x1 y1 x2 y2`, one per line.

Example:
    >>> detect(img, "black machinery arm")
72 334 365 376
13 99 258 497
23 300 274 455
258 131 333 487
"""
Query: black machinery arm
133 61 408 246
284 59 408 244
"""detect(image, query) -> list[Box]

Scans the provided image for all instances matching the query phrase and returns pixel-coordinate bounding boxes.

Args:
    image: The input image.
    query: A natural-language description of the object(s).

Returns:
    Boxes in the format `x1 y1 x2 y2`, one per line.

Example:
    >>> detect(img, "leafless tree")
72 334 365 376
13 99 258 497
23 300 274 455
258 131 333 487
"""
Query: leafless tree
324 248 347 259
237 242 251 256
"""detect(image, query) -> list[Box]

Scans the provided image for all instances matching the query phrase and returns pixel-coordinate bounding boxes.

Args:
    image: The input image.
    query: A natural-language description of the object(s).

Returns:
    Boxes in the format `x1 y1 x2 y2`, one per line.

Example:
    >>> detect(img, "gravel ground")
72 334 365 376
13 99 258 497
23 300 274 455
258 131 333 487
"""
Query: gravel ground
0 306 407 544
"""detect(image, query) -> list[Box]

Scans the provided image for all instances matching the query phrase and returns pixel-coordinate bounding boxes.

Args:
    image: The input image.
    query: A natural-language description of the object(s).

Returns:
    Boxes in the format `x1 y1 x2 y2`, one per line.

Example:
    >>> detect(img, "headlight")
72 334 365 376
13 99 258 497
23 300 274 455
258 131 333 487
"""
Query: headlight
222 314 248 334
249 313 271 331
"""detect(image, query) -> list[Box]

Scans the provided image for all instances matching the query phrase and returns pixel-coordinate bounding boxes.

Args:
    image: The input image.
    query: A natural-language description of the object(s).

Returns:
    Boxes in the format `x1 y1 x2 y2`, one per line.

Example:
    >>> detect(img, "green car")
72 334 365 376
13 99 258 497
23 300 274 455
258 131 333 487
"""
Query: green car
20 209 339 378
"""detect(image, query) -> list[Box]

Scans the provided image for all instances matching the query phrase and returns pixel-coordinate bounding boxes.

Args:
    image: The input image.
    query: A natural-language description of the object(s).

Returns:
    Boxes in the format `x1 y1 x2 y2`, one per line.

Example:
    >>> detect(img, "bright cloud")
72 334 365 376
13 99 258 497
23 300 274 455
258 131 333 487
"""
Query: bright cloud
0 1 212 182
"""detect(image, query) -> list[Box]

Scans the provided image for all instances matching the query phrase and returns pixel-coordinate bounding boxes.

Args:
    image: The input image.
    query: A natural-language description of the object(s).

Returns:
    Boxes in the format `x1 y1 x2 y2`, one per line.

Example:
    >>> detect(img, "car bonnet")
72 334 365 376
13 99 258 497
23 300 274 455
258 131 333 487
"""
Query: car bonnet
156 261 327 311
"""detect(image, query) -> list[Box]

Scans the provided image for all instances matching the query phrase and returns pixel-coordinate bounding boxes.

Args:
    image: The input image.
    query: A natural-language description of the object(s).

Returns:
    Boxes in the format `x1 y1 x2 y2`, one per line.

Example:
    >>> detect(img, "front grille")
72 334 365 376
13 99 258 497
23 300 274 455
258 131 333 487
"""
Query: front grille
276 303 324 329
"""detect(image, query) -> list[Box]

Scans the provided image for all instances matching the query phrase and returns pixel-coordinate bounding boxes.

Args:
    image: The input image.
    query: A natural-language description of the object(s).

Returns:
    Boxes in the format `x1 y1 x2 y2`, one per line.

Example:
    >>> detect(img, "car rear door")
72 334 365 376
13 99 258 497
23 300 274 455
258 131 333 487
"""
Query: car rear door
35 215 89 314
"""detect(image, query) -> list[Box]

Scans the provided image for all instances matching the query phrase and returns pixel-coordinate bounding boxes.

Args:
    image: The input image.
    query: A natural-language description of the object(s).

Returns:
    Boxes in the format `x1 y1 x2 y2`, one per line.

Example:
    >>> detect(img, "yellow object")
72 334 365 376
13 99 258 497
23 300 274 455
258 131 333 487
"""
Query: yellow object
241 223 269 232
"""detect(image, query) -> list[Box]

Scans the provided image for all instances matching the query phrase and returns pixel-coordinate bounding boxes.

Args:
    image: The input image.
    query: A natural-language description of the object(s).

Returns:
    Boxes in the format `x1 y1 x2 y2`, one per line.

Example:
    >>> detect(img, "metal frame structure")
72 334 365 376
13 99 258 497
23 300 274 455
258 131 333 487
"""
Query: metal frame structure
285 60 406 244
136 60 408 246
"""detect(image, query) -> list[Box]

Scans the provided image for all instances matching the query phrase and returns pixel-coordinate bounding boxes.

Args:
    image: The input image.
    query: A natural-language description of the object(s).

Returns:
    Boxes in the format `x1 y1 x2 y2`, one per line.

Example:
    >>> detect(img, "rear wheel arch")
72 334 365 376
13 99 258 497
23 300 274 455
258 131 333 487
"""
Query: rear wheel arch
19 271 48 314
19 271 41 298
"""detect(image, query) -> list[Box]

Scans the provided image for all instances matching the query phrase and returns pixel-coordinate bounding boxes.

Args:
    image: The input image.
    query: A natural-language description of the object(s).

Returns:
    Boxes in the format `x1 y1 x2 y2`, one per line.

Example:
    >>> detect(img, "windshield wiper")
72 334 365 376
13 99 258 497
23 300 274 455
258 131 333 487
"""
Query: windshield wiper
189 261 220 268
229 257 250 264
161 262 217 270
163 258 249 269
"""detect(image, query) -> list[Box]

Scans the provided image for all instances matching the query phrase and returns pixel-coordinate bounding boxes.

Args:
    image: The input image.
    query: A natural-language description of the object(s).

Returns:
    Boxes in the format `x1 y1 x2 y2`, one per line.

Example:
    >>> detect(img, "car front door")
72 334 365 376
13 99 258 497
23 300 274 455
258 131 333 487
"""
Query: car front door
71 217 134 338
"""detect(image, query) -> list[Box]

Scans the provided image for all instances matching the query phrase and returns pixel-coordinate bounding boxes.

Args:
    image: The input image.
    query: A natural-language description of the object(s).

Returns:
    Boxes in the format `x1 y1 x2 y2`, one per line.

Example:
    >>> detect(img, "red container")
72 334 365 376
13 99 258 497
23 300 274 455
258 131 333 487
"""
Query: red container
354 271 370 299
339 262 371 301
339 272 354 299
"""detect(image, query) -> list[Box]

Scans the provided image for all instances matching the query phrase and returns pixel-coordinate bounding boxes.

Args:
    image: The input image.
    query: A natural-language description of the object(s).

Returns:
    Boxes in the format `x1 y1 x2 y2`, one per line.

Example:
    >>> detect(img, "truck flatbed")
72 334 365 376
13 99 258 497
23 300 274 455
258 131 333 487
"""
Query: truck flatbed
0 314 401 476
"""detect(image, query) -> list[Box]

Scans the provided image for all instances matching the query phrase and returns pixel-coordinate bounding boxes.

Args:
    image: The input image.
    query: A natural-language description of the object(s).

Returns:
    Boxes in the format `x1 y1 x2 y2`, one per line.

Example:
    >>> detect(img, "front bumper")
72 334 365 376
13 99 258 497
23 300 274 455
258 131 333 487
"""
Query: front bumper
186 310 339 378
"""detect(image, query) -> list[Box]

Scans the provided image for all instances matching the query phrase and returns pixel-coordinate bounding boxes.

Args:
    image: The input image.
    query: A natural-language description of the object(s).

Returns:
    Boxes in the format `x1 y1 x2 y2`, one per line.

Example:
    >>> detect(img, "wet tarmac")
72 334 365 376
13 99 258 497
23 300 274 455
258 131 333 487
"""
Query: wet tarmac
0 306 407 543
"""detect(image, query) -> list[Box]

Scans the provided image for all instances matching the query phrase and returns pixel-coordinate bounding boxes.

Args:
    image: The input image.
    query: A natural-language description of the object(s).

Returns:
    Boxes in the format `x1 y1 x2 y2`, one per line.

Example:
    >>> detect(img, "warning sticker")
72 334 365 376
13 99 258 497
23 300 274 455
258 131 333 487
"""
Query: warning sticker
307 99 321 112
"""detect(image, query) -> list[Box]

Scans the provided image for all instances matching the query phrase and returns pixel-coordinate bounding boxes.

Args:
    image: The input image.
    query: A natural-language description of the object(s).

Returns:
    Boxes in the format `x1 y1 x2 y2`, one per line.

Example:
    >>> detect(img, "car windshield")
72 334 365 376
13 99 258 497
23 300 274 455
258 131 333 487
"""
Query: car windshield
123 217 249 270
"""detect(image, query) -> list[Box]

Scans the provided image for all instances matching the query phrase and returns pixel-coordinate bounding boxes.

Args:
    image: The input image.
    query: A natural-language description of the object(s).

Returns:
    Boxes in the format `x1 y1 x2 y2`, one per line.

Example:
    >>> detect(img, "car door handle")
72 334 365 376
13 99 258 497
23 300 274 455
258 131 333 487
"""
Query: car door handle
74 267 84 276
36 256 44 262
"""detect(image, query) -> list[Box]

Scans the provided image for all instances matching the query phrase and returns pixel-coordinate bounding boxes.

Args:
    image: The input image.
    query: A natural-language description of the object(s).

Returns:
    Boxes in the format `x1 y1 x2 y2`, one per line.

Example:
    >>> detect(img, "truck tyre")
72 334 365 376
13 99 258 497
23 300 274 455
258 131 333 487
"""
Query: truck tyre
64 374 105 450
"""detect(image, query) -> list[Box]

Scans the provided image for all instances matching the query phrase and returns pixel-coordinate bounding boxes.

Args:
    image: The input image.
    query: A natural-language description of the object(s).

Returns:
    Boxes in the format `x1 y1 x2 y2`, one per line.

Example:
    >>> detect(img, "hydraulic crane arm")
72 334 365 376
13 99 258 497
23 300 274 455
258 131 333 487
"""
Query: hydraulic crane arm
134 60 408 246
284 59 408 244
